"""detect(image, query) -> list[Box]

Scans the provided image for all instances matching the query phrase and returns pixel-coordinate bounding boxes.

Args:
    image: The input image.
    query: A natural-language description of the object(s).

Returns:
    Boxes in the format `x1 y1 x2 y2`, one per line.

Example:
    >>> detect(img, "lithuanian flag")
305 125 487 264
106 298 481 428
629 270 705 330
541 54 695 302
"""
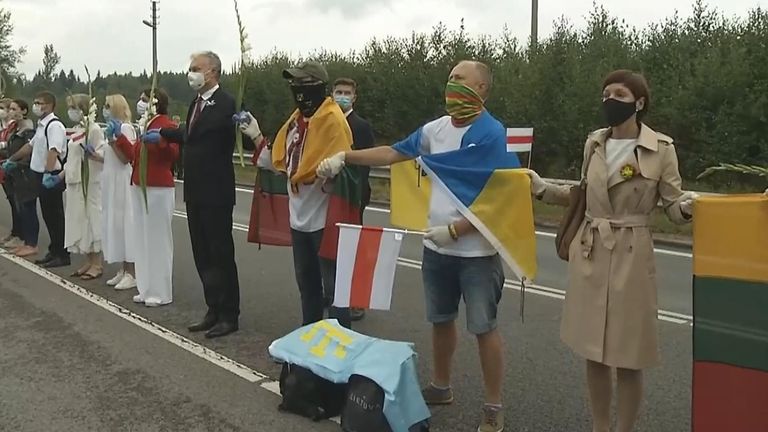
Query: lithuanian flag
247 98 360 259
692 194 768 432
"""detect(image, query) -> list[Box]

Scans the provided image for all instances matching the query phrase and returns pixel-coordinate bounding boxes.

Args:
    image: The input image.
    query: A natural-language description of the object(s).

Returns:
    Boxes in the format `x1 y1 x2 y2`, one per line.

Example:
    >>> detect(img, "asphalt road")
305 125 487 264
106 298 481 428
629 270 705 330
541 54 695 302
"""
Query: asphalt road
0 182 694 431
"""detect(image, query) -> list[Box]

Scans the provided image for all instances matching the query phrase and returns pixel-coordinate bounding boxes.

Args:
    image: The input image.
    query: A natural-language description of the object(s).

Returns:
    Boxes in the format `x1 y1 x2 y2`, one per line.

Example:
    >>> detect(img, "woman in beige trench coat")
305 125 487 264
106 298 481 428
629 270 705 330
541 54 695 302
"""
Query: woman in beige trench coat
527 70 698 432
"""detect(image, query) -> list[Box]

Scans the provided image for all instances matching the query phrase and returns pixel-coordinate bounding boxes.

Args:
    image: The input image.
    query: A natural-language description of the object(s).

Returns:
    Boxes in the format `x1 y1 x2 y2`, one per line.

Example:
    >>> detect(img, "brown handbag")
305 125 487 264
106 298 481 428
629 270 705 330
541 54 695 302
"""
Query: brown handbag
554 145 596 261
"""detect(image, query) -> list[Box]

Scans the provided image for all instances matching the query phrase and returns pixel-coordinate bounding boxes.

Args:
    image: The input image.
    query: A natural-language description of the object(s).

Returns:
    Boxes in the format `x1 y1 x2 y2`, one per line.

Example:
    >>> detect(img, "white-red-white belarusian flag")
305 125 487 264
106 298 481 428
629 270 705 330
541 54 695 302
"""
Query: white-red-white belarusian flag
506 127 533 153
333 224 404 310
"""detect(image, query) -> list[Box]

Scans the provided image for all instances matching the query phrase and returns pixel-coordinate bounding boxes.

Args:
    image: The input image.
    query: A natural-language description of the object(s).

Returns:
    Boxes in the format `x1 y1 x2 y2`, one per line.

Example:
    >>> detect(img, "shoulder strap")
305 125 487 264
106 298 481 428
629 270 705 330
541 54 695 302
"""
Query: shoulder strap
44 118 68 166
580 140 598 187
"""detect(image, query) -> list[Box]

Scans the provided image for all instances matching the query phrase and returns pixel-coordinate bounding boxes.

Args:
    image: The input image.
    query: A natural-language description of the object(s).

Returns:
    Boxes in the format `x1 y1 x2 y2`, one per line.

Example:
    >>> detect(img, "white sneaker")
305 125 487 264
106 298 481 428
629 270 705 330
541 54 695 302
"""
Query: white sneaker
144 299 171 308
107 270 125 286
114 273 137 290
132 295 144 304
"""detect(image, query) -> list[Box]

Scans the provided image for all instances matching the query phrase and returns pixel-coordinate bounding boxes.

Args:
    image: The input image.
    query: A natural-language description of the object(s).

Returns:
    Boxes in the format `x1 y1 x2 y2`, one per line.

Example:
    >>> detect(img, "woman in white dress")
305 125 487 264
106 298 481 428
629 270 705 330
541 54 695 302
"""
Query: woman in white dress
62 93 105 280
101 94 137 290
112 88 179 307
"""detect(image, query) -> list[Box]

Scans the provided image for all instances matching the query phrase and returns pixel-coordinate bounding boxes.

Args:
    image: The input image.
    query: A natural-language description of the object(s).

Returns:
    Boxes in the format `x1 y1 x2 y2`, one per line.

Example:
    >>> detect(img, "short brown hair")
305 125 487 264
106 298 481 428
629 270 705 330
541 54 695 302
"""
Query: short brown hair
602 69 650 121
34 91 56 108
333 77 357 90
12 99 29 116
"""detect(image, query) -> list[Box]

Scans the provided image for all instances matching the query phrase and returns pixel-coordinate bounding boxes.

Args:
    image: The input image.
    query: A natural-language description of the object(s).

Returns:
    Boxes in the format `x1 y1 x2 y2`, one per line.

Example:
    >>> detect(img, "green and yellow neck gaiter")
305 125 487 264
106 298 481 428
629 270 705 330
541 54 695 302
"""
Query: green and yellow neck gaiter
445 80 484 126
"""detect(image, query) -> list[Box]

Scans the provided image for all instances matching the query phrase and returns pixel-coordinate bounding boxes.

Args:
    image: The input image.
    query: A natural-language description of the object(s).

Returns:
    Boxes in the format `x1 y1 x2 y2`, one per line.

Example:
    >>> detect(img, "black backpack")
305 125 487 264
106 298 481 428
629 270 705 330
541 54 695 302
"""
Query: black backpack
277 363 347 421
341 374 430 432
44 118 68 167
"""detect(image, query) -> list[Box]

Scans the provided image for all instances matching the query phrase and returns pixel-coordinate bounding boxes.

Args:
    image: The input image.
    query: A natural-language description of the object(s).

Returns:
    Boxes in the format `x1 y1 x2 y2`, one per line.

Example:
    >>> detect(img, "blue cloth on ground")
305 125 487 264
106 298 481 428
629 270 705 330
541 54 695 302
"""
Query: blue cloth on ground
268 319 431 432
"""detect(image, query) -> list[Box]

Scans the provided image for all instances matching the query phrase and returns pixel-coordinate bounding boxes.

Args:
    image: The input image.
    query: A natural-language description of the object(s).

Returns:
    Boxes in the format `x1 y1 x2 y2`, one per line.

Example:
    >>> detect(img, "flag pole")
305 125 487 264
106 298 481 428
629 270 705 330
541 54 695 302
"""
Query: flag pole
335 223 426 237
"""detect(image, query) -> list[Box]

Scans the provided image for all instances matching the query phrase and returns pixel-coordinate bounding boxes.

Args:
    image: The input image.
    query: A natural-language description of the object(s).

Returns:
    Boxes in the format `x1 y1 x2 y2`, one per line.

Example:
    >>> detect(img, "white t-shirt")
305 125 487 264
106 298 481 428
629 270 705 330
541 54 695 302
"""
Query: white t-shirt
257 117 329 233
396 116 496 257
30 113 67 174
605 138 638 176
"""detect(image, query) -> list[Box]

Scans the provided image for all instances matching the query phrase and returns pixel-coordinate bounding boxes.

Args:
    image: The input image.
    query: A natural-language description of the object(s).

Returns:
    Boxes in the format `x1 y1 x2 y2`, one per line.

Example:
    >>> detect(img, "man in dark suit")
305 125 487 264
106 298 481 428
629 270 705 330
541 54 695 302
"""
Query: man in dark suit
160 51 240 339
331 77 375 321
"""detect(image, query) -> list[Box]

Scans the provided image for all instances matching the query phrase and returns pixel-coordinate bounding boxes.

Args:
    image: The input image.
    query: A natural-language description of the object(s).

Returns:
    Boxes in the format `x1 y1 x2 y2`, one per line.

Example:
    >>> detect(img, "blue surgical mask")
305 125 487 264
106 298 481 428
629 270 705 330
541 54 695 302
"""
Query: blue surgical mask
334 94 353 112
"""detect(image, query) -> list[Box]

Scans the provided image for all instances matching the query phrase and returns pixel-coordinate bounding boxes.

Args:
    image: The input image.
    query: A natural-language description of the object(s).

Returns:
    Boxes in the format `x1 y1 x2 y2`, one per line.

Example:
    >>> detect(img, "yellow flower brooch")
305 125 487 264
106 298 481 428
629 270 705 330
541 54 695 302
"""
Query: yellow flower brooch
620 164 636 179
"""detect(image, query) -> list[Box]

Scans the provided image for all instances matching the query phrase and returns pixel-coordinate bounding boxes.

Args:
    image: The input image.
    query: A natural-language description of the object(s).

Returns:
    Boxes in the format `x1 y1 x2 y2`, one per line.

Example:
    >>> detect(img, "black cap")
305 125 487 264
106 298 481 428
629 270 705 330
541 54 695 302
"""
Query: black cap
282 61 329 83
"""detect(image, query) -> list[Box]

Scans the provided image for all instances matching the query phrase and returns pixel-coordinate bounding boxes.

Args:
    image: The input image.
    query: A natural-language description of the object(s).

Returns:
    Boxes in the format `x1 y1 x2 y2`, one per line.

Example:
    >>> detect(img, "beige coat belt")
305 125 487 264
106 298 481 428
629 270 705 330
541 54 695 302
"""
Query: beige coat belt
582 213 650 258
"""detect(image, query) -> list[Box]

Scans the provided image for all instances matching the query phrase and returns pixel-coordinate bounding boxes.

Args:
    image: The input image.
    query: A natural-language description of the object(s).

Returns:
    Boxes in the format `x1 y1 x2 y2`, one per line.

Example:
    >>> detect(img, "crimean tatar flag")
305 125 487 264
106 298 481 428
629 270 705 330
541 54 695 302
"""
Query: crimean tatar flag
333 224 404 310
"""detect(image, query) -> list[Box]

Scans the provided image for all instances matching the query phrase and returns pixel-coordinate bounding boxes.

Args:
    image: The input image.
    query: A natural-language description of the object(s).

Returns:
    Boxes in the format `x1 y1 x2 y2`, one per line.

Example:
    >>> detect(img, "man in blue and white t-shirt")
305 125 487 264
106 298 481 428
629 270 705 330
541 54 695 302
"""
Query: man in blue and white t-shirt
317 60 512 432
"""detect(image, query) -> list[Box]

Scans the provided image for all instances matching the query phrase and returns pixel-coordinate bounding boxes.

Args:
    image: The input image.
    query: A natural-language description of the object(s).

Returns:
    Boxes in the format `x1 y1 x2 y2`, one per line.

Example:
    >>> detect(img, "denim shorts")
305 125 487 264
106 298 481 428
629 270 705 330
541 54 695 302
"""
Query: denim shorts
421 247 505 335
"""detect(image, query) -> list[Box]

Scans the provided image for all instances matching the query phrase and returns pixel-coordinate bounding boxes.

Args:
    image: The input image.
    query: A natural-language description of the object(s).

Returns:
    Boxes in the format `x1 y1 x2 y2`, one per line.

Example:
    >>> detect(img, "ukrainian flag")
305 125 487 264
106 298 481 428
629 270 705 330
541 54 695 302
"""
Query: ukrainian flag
391 111 537 282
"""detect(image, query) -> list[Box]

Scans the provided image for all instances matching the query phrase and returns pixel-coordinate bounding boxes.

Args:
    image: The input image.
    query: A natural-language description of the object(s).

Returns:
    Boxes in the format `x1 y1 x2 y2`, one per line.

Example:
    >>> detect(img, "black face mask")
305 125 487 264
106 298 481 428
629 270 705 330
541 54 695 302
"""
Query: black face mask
290 82 327 118
602 98 638 127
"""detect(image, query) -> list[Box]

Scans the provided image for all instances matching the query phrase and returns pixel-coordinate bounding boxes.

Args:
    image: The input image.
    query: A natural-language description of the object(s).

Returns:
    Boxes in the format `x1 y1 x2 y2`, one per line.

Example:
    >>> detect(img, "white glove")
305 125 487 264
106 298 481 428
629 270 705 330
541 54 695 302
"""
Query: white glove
238 112 262 139
525 169 547 195
317 152 346 179
424 226 455 248
679 191 700 217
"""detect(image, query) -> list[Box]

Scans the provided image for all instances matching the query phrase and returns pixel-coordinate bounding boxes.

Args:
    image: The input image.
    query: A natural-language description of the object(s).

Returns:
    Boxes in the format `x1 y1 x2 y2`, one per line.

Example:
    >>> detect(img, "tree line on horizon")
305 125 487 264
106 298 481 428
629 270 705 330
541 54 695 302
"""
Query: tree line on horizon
0 1 766 191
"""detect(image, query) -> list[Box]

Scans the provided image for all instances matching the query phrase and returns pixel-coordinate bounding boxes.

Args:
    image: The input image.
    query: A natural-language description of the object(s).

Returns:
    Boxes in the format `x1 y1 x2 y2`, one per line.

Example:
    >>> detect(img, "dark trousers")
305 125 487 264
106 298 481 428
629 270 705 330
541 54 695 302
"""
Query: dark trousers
291 229 351 329
39 184 67 258
18 199 38 247
186 202 240 322
7 195 21 238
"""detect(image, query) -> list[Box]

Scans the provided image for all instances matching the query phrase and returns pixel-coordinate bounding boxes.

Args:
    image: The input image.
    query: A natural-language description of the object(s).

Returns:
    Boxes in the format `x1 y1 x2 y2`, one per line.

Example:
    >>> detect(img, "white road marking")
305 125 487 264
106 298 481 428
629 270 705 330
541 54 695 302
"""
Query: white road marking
395 256 692 325
0 250 269 384
172 210 694 326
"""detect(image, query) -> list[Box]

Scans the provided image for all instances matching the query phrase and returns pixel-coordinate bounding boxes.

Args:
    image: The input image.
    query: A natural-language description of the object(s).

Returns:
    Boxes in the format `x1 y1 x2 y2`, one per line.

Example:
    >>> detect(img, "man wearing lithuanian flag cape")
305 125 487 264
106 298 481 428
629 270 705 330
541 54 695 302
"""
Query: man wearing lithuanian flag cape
318 60 523 432
237 61 358 330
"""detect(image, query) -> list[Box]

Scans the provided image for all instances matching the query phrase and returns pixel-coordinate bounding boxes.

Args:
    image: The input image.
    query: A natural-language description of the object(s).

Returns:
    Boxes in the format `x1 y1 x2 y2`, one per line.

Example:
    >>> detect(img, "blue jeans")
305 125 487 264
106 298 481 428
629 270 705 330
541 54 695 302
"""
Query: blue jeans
421 247 504 335
291 229 351 329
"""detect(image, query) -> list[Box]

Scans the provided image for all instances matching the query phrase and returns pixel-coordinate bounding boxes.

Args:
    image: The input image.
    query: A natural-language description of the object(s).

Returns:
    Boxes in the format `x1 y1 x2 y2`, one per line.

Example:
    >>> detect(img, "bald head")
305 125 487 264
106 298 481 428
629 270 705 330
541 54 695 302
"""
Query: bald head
449 60 493 100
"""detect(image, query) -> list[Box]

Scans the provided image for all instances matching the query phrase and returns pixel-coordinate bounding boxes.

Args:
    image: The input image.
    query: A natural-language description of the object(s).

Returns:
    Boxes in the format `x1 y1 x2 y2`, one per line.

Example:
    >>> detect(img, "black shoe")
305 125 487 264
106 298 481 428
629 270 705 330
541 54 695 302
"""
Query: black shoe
35 253 54 265
205 321 238 339
42 256 71 269
350 308 366 321
188 315 218 332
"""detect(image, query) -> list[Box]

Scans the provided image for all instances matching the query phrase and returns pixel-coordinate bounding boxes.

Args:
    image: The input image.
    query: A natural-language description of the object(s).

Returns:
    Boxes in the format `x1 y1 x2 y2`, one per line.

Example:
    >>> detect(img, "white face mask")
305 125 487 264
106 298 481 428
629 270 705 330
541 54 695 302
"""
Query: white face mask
136 100 148 116
68 108 83 123
32 104 44 118
188 71 205 91
0 109 7 121
102 108 112 120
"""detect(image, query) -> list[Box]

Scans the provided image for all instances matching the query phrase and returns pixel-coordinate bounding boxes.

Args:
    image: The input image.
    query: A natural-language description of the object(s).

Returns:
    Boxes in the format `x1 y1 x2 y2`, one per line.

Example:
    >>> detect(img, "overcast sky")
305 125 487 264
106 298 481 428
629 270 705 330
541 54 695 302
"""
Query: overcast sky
5 0 766 77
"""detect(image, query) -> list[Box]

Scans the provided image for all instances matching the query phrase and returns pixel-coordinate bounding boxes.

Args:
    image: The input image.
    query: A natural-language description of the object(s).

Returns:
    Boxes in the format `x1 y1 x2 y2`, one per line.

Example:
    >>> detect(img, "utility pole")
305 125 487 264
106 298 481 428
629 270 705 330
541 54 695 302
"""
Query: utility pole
142 0 159 77
531 0 539 48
